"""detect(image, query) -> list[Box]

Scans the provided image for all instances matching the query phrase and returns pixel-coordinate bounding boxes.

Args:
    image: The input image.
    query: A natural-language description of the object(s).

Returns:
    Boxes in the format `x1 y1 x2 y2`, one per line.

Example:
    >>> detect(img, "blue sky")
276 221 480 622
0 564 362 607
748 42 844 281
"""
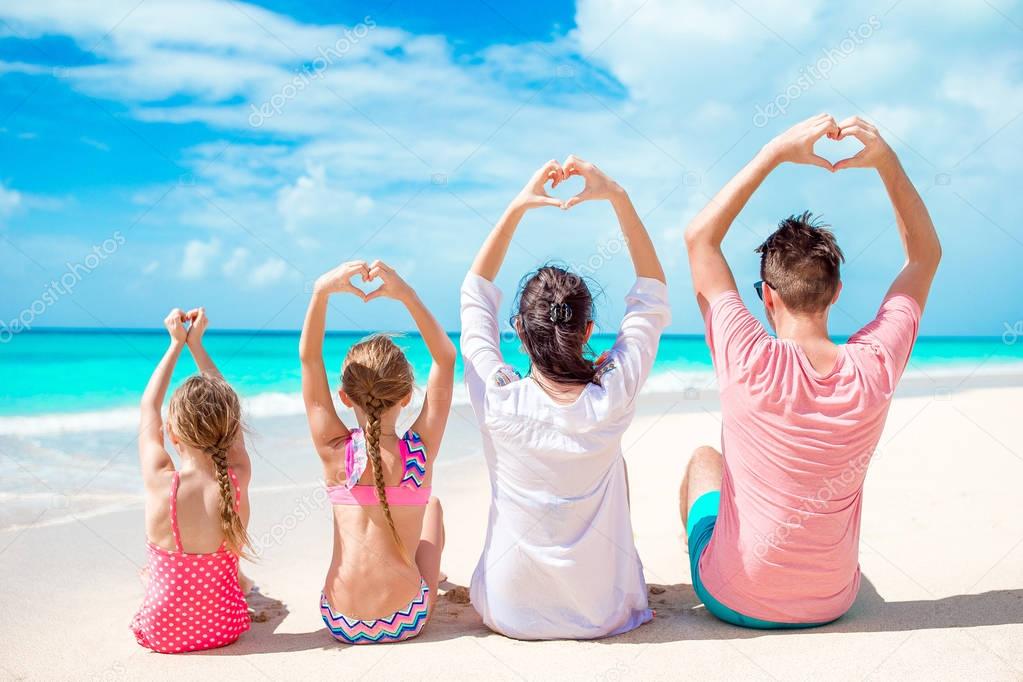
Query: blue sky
0 0 1020 336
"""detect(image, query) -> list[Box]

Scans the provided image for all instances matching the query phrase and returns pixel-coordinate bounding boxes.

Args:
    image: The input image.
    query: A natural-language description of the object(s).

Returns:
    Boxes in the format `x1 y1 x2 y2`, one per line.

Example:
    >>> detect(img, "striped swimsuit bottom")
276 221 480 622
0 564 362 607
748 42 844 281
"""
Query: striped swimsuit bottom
320 578 430 644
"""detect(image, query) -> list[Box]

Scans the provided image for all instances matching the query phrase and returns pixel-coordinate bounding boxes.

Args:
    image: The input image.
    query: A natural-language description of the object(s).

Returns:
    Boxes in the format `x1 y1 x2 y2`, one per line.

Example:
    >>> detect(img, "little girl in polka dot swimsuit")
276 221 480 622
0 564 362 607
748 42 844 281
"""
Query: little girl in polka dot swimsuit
130 307 252 653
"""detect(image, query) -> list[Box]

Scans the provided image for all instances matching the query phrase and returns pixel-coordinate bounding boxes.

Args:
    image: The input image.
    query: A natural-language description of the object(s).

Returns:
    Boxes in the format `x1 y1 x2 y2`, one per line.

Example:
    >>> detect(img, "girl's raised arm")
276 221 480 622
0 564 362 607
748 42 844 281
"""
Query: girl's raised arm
300 261 369 459
183 307 222 379
364 261 456 455
138 309 187 485
183 307 250 479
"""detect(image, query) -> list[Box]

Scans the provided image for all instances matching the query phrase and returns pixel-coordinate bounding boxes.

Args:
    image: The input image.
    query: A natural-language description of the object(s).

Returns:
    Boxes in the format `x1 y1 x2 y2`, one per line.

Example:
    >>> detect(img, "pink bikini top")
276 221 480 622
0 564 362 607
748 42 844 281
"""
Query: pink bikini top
326 428 431 506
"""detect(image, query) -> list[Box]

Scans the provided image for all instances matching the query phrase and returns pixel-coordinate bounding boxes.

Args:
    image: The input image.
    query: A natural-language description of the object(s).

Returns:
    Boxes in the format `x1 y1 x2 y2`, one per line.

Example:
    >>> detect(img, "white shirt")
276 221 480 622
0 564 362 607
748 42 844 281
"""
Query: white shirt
460 272 671 640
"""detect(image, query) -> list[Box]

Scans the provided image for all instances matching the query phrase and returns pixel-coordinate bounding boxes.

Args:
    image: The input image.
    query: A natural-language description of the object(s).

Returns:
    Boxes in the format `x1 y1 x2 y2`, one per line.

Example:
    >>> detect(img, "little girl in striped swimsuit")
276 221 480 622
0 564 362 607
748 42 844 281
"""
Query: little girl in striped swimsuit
300 259 455 644
131 307 253 653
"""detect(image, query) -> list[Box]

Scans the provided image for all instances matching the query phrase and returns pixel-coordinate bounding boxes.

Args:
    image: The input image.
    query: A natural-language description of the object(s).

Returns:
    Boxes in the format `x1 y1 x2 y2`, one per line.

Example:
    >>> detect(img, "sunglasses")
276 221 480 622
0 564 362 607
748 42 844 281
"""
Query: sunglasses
753 280 773 301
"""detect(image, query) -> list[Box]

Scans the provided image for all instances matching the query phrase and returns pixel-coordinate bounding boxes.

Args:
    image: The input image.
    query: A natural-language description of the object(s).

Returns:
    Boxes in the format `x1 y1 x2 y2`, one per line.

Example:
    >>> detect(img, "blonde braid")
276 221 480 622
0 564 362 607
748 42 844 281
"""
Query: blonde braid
168 374 252 558
340 334 416 566
364 396 413 566
210 445 250 558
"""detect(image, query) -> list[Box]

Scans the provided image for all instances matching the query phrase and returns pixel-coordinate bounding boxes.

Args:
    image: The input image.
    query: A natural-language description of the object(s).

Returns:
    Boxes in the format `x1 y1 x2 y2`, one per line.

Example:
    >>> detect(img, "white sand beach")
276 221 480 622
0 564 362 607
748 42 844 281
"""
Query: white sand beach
2 377 1022 681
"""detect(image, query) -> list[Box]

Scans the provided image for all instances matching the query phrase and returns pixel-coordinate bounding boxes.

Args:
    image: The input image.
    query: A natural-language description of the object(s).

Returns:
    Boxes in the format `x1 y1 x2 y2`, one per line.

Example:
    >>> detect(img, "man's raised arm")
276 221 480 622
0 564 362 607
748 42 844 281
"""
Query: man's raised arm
685 114 839 315
834 116 941 310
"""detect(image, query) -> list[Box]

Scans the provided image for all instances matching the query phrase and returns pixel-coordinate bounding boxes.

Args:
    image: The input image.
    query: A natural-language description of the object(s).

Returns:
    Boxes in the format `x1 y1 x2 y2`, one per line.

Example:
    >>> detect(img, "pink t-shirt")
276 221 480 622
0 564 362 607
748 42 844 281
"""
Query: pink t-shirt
699 290 921 623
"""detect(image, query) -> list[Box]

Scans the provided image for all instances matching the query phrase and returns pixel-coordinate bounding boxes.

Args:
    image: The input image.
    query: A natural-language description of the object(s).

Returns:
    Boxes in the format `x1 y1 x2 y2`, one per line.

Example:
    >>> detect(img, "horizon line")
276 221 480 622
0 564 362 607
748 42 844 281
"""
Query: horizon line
10 326 1014 342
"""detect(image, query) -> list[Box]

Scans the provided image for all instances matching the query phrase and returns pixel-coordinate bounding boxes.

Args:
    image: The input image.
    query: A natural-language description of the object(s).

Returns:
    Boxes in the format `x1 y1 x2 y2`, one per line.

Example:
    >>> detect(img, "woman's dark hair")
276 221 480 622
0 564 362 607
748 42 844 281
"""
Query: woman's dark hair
512 265 597 386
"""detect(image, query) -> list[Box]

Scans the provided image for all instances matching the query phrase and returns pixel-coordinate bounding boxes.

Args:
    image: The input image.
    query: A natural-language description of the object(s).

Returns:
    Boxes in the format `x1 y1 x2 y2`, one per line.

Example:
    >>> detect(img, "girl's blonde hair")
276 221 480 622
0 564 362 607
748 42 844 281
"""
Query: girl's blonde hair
167 374 251 558
341 334 415 565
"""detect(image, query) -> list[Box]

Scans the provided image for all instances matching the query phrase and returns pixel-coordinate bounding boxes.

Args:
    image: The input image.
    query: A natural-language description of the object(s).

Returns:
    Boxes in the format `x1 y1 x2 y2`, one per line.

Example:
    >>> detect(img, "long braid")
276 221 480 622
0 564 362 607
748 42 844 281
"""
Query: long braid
211 445 250 558
364 396 413 566
168 374 252 559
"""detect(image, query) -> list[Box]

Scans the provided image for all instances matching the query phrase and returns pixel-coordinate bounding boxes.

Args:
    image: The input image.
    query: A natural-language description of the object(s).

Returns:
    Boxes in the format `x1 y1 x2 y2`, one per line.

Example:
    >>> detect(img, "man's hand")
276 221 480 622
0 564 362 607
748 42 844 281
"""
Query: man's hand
764 113 840 171
833 116 897 171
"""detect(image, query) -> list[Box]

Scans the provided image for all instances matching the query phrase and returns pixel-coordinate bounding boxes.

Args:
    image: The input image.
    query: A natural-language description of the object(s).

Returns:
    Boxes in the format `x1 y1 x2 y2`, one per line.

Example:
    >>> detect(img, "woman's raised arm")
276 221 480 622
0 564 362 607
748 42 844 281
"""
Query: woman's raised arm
470 159 566 281
561 155 665 284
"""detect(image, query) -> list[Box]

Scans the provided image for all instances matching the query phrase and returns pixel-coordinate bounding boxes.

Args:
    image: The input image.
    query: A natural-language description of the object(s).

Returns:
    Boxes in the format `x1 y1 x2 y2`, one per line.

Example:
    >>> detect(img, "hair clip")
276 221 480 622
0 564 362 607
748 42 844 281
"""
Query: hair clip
549 302 573 324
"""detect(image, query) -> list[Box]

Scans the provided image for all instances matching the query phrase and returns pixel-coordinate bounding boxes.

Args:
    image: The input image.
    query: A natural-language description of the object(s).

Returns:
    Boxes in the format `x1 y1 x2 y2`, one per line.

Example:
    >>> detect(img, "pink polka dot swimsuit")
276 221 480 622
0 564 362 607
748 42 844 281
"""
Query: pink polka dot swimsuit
130 469 250 653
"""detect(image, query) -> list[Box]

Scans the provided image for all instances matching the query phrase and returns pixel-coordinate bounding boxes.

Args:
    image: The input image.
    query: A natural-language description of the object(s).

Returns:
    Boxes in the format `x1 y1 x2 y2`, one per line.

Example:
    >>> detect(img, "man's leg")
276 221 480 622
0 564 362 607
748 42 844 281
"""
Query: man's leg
679 445 723 535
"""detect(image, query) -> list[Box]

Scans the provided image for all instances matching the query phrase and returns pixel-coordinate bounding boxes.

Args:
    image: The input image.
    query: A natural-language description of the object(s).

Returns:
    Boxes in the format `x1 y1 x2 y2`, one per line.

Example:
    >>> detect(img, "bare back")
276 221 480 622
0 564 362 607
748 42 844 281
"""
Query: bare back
144 460 251 554
322 431 435 619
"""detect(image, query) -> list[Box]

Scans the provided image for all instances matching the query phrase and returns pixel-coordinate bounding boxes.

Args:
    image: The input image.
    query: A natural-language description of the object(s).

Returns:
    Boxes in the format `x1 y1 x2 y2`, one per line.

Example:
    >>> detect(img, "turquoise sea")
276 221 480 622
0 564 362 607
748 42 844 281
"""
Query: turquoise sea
1 328 1021 530
3 328 1023 421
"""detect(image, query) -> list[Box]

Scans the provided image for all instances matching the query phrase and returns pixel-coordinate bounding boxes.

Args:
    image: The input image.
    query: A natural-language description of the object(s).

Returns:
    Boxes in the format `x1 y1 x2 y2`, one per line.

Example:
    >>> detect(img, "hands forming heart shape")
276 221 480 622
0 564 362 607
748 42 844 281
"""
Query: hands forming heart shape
767 113 895 173
515 155 624 211
314 259 412 303
164 307 207 342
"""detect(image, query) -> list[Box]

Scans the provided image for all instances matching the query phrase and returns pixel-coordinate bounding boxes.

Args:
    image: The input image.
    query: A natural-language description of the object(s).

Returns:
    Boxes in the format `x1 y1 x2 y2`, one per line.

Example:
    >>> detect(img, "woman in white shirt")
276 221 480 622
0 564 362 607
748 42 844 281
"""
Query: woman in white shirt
460 155 670 640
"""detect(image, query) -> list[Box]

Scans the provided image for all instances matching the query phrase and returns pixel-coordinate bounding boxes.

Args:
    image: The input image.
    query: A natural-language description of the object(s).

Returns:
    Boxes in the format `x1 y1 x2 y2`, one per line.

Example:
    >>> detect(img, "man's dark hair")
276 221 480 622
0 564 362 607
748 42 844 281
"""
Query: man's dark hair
755 211 845 313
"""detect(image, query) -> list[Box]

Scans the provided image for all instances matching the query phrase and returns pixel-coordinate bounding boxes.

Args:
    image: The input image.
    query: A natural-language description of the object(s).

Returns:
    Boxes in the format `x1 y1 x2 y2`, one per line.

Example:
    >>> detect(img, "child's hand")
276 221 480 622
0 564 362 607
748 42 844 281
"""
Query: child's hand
512 160 567 211
164 308 188 344
560 155 624 209
314 261 370 299
185 307 208 346
364 260 414 303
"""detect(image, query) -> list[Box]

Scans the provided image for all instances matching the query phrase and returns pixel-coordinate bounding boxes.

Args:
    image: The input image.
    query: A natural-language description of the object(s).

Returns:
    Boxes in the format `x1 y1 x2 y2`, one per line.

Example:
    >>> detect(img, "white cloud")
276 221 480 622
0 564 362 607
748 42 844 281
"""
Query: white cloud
250 257 288 287
222 247 250 277
276 164 374 236
142 260 159 274
80 136 110 151
942 57 1023 127
0 183 22 218
181 238 221 279
573 0 824 103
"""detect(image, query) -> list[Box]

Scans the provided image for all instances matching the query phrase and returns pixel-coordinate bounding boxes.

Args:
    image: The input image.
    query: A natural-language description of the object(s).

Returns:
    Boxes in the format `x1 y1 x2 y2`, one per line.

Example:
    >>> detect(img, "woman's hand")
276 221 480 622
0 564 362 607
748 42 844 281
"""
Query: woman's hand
511 159 567 211
185 307 208 346
561 155 625 209
314 260 370 299
164 308 188 345
364 260 414 303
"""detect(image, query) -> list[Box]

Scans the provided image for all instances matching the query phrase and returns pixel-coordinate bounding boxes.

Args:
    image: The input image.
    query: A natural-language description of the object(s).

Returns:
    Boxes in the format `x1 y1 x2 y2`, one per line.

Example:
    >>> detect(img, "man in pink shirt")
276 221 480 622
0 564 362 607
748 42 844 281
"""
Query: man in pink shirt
681 114 942 627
